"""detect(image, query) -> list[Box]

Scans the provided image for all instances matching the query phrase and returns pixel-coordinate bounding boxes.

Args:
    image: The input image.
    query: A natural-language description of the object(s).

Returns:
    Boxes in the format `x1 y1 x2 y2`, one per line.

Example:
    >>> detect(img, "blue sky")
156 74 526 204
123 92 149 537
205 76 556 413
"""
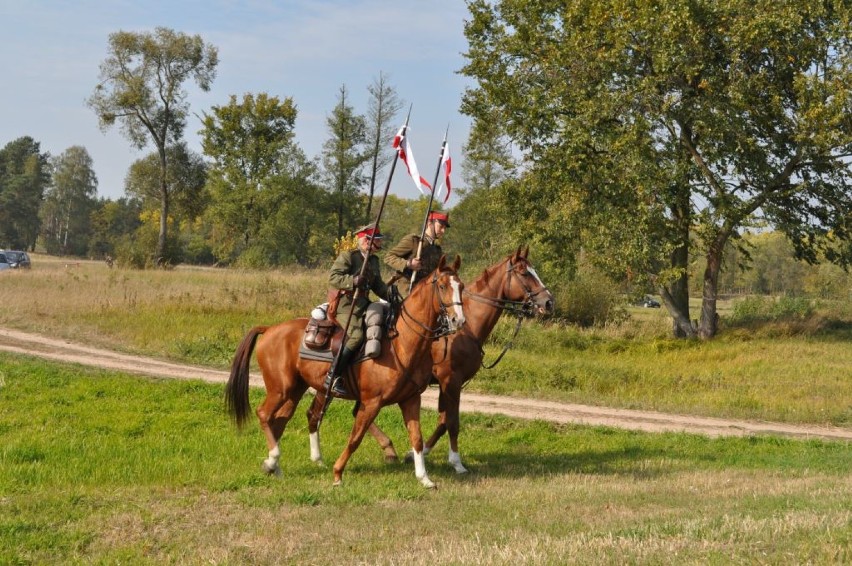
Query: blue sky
1 1 474 204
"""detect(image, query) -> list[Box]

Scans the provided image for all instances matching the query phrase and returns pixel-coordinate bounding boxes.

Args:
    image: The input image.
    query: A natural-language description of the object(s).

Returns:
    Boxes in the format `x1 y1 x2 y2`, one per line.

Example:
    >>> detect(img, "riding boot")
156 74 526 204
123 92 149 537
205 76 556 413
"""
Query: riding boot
326 345 357 397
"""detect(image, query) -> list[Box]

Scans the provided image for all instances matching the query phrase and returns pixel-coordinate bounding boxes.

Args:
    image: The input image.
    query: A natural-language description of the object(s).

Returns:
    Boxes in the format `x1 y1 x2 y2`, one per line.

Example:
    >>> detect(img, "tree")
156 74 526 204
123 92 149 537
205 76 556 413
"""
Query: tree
460 110 517 196
0 136 50 250
462 0 852 338
321 84 369 236
200 93 323 266
40 146 98 255
363 72 404 222
125 143 208 222
88 197 143 259
88 27 218 264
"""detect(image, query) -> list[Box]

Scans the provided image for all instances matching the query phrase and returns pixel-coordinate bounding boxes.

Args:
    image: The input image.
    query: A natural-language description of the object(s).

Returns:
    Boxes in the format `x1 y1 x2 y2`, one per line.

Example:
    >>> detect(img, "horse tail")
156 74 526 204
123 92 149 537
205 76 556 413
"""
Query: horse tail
225 325 269 428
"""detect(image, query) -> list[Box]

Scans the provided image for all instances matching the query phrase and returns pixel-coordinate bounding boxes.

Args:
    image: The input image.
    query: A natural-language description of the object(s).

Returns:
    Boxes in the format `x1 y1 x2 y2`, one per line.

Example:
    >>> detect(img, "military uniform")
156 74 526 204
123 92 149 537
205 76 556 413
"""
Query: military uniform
384 233 444 292
329 248 389 350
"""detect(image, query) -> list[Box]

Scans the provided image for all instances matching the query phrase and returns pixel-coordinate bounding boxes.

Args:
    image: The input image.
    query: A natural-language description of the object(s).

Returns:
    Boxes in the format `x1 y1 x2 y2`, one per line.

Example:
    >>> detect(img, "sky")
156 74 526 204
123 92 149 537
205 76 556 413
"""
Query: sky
0 1 474 206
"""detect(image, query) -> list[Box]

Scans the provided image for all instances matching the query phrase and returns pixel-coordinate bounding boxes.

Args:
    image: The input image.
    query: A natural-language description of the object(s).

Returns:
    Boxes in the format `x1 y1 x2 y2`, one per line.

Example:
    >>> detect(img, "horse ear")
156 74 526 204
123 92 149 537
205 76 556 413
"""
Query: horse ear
522 245 529 259
438 254 447 270
513 245 523 261
452 254 461 272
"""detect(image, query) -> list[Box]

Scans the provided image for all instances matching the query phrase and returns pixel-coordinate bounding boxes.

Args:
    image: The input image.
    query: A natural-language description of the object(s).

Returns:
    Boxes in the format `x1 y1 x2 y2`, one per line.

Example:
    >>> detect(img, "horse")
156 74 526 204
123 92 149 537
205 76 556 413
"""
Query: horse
363 246 553 473
225 255 465 488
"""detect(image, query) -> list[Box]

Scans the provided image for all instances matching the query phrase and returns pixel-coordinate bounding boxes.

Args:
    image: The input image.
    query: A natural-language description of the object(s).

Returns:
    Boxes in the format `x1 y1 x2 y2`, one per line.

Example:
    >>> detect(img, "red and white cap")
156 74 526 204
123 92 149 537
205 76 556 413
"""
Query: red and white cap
428 211 450 227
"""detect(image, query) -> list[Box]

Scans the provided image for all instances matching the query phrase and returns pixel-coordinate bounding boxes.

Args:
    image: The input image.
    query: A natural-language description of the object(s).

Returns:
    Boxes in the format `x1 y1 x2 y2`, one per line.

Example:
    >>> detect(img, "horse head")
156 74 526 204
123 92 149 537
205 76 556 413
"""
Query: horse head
432 254 466 332
506 245 555 317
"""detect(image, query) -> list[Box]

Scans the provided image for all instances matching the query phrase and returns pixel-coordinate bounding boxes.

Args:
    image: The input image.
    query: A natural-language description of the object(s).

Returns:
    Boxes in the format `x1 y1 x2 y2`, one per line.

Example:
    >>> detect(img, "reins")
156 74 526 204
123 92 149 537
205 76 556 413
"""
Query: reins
398 270 461 340
462 258 548 369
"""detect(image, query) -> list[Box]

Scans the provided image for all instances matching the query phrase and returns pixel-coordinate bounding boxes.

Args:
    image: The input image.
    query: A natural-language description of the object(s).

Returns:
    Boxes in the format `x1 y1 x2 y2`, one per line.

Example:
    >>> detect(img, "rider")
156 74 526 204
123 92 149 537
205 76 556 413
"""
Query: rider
384 210 450 295
324 223 390 397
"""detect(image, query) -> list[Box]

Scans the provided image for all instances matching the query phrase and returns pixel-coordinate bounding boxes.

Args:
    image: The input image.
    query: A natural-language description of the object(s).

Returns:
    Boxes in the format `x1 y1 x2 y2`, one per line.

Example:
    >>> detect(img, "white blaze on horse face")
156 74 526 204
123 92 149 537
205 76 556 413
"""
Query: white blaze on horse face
527 265 546 292
450 277 465 326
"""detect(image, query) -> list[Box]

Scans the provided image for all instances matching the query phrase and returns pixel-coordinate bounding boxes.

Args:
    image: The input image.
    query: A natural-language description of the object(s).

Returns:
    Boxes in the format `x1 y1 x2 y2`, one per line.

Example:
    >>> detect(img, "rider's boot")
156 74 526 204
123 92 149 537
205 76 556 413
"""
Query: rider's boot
325 345 357 397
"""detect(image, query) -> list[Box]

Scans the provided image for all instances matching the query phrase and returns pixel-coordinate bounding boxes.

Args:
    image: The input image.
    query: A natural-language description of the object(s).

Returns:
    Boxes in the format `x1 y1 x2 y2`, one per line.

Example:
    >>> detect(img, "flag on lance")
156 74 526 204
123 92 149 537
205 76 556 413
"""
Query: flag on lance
437 142 452 204
393 125 432 195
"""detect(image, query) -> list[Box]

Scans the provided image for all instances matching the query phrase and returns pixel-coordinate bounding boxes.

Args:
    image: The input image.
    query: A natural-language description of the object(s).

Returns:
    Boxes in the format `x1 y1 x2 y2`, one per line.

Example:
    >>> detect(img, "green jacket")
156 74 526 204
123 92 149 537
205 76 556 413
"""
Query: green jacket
328 249 390 313
384 233 444 287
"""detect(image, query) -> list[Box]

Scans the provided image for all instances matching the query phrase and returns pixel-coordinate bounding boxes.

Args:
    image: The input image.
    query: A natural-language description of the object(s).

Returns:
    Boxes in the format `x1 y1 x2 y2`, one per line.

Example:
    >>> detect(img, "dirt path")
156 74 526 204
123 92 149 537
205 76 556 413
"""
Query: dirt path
2 326 850 442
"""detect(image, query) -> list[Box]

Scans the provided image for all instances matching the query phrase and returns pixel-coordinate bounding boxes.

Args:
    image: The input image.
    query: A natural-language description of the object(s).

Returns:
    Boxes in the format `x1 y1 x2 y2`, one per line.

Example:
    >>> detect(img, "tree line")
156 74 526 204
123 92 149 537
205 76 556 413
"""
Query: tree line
3 3 852 340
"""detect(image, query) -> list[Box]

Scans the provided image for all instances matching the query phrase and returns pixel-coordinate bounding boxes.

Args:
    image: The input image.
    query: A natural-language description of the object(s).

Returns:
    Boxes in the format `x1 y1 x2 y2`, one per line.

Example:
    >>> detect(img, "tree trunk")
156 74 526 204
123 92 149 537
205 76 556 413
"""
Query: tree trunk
664 188 696 338
157 149 169 264
698 241 725 339
661 242 696 339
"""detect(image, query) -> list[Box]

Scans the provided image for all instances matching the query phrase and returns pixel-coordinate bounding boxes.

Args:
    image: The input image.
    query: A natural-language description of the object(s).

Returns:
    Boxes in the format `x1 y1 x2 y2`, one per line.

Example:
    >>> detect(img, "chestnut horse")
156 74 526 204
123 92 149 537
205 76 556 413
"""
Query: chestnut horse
225 255 465 488
365 246 553 472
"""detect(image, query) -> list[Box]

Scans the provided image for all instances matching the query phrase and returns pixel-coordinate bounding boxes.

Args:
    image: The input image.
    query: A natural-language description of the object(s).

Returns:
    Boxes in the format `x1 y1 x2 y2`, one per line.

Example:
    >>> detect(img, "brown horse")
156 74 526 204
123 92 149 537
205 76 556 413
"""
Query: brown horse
365 246 553 473
225 255 465 488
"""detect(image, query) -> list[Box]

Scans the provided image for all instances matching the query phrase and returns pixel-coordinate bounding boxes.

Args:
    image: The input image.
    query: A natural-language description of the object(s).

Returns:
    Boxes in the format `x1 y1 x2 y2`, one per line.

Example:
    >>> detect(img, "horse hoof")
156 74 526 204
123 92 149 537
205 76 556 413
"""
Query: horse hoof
420 477 437 490
384 455 399 464
403 450 414 463
454 466 469 475
262 464 281 477
333 479 342 488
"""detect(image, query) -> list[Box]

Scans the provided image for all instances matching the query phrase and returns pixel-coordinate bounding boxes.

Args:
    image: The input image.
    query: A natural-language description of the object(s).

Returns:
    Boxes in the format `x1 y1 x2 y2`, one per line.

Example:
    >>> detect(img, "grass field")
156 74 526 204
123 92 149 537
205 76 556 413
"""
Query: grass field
2 355 851 564
1 254 851 426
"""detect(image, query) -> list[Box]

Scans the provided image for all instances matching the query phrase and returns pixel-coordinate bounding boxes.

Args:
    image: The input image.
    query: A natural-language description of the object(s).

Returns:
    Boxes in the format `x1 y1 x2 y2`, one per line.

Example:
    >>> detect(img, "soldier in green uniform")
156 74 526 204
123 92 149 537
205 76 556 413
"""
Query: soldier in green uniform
384 211 450 294
324 223 390 397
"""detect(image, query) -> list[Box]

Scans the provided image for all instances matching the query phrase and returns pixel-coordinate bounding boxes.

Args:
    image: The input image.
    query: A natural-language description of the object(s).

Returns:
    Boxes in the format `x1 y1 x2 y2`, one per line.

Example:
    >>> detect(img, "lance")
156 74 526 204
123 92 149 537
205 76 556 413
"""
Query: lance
318 105 413 424
408 124 449 294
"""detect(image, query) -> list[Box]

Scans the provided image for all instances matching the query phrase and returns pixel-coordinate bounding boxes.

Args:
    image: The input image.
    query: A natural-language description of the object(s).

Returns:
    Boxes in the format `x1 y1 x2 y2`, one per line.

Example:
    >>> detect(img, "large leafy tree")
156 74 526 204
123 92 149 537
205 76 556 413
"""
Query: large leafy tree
463 0 852 338
88 197 143 260
40 146 98 255
125 143 208 222
321 84 370 236
88 27 217 264
363 72 404 222
200 93 323 266
0 136 50 250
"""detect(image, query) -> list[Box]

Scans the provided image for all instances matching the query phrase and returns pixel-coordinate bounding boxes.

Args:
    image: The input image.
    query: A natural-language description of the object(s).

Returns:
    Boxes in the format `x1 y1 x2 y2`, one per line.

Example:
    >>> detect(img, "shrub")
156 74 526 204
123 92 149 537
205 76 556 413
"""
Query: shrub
553 267 627 327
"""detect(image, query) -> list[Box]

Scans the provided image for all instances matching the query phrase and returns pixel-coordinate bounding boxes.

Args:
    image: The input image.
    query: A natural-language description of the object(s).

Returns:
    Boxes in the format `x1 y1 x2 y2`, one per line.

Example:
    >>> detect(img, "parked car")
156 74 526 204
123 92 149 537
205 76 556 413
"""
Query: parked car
641 295 661 308
0 253 10 271
3 250 31 269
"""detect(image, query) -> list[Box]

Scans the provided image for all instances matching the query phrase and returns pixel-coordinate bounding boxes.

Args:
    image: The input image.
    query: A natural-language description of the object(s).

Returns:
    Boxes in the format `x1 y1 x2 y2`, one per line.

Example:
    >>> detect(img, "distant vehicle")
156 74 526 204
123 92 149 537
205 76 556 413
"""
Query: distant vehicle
641 296 661 308
0 253 10 271
3 250 31 269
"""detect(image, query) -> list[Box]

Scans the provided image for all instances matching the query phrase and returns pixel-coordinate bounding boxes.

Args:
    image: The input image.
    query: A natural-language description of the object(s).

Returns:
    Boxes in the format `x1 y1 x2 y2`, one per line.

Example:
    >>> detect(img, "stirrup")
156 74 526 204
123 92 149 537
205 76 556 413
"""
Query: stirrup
329 375 348 397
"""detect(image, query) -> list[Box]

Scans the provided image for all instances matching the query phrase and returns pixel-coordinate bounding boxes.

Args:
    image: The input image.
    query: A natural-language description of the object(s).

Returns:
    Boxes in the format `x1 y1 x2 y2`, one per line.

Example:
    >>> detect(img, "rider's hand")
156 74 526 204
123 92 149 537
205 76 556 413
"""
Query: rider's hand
352 274 368 290
407 257 422 271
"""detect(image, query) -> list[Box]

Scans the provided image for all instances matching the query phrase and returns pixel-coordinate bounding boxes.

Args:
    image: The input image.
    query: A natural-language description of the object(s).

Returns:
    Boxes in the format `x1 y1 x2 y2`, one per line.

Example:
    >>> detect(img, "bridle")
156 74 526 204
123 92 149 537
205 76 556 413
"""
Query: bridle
398 269 464 340
464 258 549 319
462 257 551 369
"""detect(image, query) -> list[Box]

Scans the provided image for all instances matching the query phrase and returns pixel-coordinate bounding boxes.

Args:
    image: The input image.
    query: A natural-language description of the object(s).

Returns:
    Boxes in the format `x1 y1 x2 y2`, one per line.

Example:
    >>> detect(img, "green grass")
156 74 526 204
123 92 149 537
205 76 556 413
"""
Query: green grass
2 354 852 564
2 257 852 430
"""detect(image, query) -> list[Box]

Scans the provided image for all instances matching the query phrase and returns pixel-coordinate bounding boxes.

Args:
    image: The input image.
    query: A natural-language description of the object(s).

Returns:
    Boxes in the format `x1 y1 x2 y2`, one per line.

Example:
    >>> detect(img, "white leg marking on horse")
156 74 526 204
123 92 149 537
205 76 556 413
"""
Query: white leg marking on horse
309 431 322 463
412 450 436 489
448 449 469 474
263 444 281 475
450 279 465 324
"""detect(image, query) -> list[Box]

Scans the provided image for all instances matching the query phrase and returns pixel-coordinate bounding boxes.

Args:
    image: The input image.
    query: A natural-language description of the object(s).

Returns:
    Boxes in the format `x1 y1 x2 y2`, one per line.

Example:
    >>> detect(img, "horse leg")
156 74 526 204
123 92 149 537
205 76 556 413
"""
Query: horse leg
256 384 307 476
399 396 436 489
405 389 447 463
368 423 399 463
305 395 326 465
332 399 382 486
442 383 469 474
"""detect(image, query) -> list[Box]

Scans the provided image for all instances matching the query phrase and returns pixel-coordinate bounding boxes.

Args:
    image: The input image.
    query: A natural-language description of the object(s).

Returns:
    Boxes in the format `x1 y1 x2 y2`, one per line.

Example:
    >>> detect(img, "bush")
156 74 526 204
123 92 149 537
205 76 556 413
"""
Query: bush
728 295 814 324
553 267 627 327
